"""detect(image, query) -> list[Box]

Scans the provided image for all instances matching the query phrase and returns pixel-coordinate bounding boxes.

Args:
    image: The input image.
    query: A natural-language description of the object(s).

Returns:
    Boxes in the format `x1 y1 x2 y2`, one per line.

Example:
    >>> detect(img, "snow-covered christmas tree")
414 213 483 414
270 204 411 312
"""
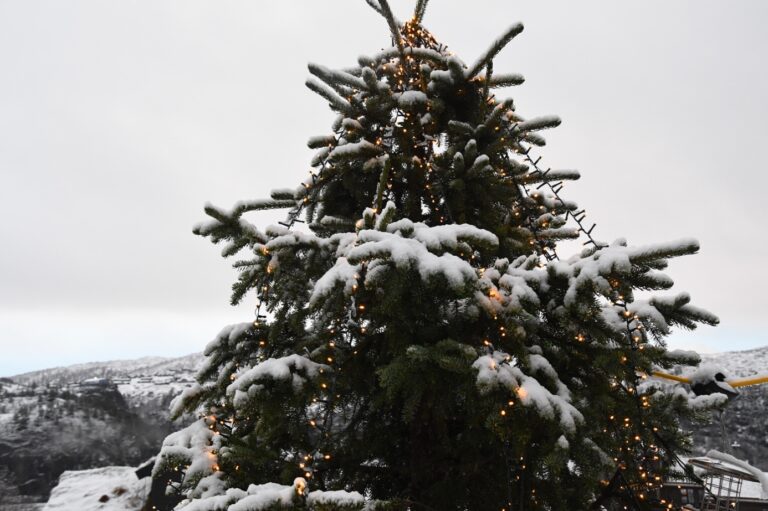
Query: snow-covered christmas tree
151 2 721 510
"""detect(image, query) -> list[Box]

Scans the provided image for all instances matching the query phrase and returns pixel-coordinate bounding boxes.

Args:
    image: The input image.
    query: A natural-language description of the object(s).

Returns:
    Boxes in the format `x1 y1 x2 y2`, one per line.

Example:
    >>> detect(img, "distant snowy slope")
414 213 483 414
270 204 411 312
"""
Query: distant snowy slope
700 346 768 378
10 346 766 388
10 353 204 386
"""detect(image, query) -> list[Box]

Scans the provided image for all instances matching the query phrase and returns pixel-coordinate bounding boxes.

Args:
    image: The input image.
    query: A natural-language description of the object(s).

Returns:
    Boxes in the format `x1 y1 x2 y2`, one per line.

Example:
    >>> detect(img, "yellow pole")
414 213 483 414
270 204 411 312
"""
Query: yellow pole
651 371 691 384
729 375 768 388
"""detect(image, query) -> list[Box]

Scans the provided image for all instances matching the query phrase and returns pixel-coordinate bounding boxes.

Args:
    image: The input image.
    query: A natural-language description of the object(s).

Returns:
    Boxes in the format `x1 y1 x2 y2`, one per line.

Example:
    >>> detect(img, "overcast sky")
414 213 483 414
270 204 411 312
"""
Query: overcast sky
1 1 767 376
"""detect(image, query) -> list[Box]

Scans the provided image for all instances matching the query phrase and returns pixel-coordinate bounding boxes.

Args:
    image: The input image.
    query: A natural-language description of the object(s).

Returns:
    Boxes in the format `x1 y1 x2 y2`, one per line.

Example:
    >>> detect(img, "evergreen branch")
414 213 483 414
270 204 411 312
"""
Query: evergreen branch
308 62 367 91
307 135 336 149
305 78 355 114
364 0 385 17
466 23 524 78
482 61 492 103
516 115 562 132
523 132 547 146
373 46 447 65
377 0 404 55
413 0 429 23
374 155 391 212
487 73 525 88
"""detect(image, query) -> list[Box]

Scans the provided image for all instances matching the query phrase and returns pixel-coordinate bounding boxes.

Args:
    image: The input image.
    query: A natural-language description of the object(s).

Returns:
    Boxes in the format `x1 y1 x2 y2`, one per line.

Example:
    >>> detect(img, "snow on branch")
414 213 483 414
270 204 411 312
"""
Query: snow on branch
364 0 385 18
153 419 219 483
551 239 707 309
309 257 361 307
486 73 525 88
270 187 301 201
372 46 447 65
397 90 429 109
228 481 303 511
309 209 498 307
307 135 336 149
203 322 253 358
307 489 366 509
348 231 477 289
328 140 382 161
193 202 274 256
473 350 583 432
178 478 366 511
180 479 305 511
305 78 355 115
226 354 328 408
170 382 209 419
516 115 562 132
413 0 429 23
404 221 498 252
625 238 700 262
475 261 543 316
665 349 701 365
377 0 404 55
649 293 720 327
227 199 298 215
466 23 525 78
308 62 367 91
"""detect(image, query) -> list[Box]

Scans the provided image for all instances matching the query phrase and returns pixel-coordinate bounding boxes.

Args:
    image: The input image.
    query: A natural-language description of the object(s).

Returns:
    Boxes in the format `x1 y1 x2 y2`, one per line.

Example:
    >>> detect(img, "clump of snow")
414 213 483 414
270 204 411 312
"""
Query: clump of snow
666 349 701 364
348 231 476 289
397 90 428 109
177 478 366 511
310 257 360 307
171 382 207 417
689 364 729 386
328 140 381 161
226 355 328 408
669 386 729 409
228 481 300 511
309 208 497 306
473 350 583 432
307 489 365 508
43 466 150 511
179 478 305 511
153 419 219 483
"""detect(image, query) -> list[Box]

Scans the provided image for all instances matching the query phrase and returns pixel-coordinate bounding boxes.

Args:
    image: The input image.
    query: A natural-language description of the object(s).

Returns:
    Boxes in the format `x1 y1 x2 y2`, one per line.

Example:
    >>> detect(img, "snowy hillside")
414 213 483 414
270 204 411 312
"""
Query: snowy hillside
10 353 203 387
700 346 768 378
0 355 201 506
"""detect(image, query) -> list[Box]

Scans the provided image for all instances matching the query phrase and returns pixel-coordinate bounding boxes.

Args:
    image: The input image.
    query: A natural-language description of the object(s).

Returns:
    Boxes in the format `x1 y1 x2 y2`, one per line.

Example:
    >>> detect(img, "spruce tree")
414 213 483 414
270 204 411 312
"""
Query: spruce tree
153 2 721 510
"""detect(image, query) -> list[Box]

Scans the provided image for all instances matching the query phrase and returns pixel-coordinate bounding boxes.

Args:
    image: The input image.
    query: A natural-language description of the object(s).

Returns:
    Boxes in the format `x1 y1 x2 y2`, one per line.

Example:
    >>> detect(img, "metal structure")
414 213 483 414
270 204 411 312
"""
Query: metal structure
689 456 760 511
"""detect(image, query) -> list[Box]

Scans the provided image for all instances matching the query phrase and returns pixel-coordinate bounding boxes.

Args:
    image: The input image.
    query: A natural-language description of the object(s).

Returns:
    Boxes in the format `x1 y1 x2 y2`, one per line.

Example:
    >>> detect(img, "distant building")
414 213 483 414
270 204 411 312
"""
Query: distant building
80 377 111 387
660 456 768 511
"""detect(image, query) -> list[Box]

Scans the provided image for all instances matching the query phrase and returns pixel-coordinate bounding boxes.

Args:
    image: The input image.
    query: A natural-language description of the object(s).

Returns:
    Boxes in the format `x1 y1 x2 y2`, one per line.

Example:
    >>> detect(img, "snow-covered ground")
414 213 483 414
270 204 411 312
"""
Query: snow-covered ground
42 466 150 511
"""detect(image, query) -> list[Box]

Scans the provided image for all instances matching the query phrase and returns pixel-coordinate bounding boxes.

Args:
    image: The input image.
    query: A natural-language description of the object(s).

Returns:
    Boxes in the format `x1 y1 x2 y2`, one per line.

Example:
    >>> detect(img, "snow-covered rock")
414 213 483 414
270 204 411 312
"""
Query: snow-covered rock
43 466 149 511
